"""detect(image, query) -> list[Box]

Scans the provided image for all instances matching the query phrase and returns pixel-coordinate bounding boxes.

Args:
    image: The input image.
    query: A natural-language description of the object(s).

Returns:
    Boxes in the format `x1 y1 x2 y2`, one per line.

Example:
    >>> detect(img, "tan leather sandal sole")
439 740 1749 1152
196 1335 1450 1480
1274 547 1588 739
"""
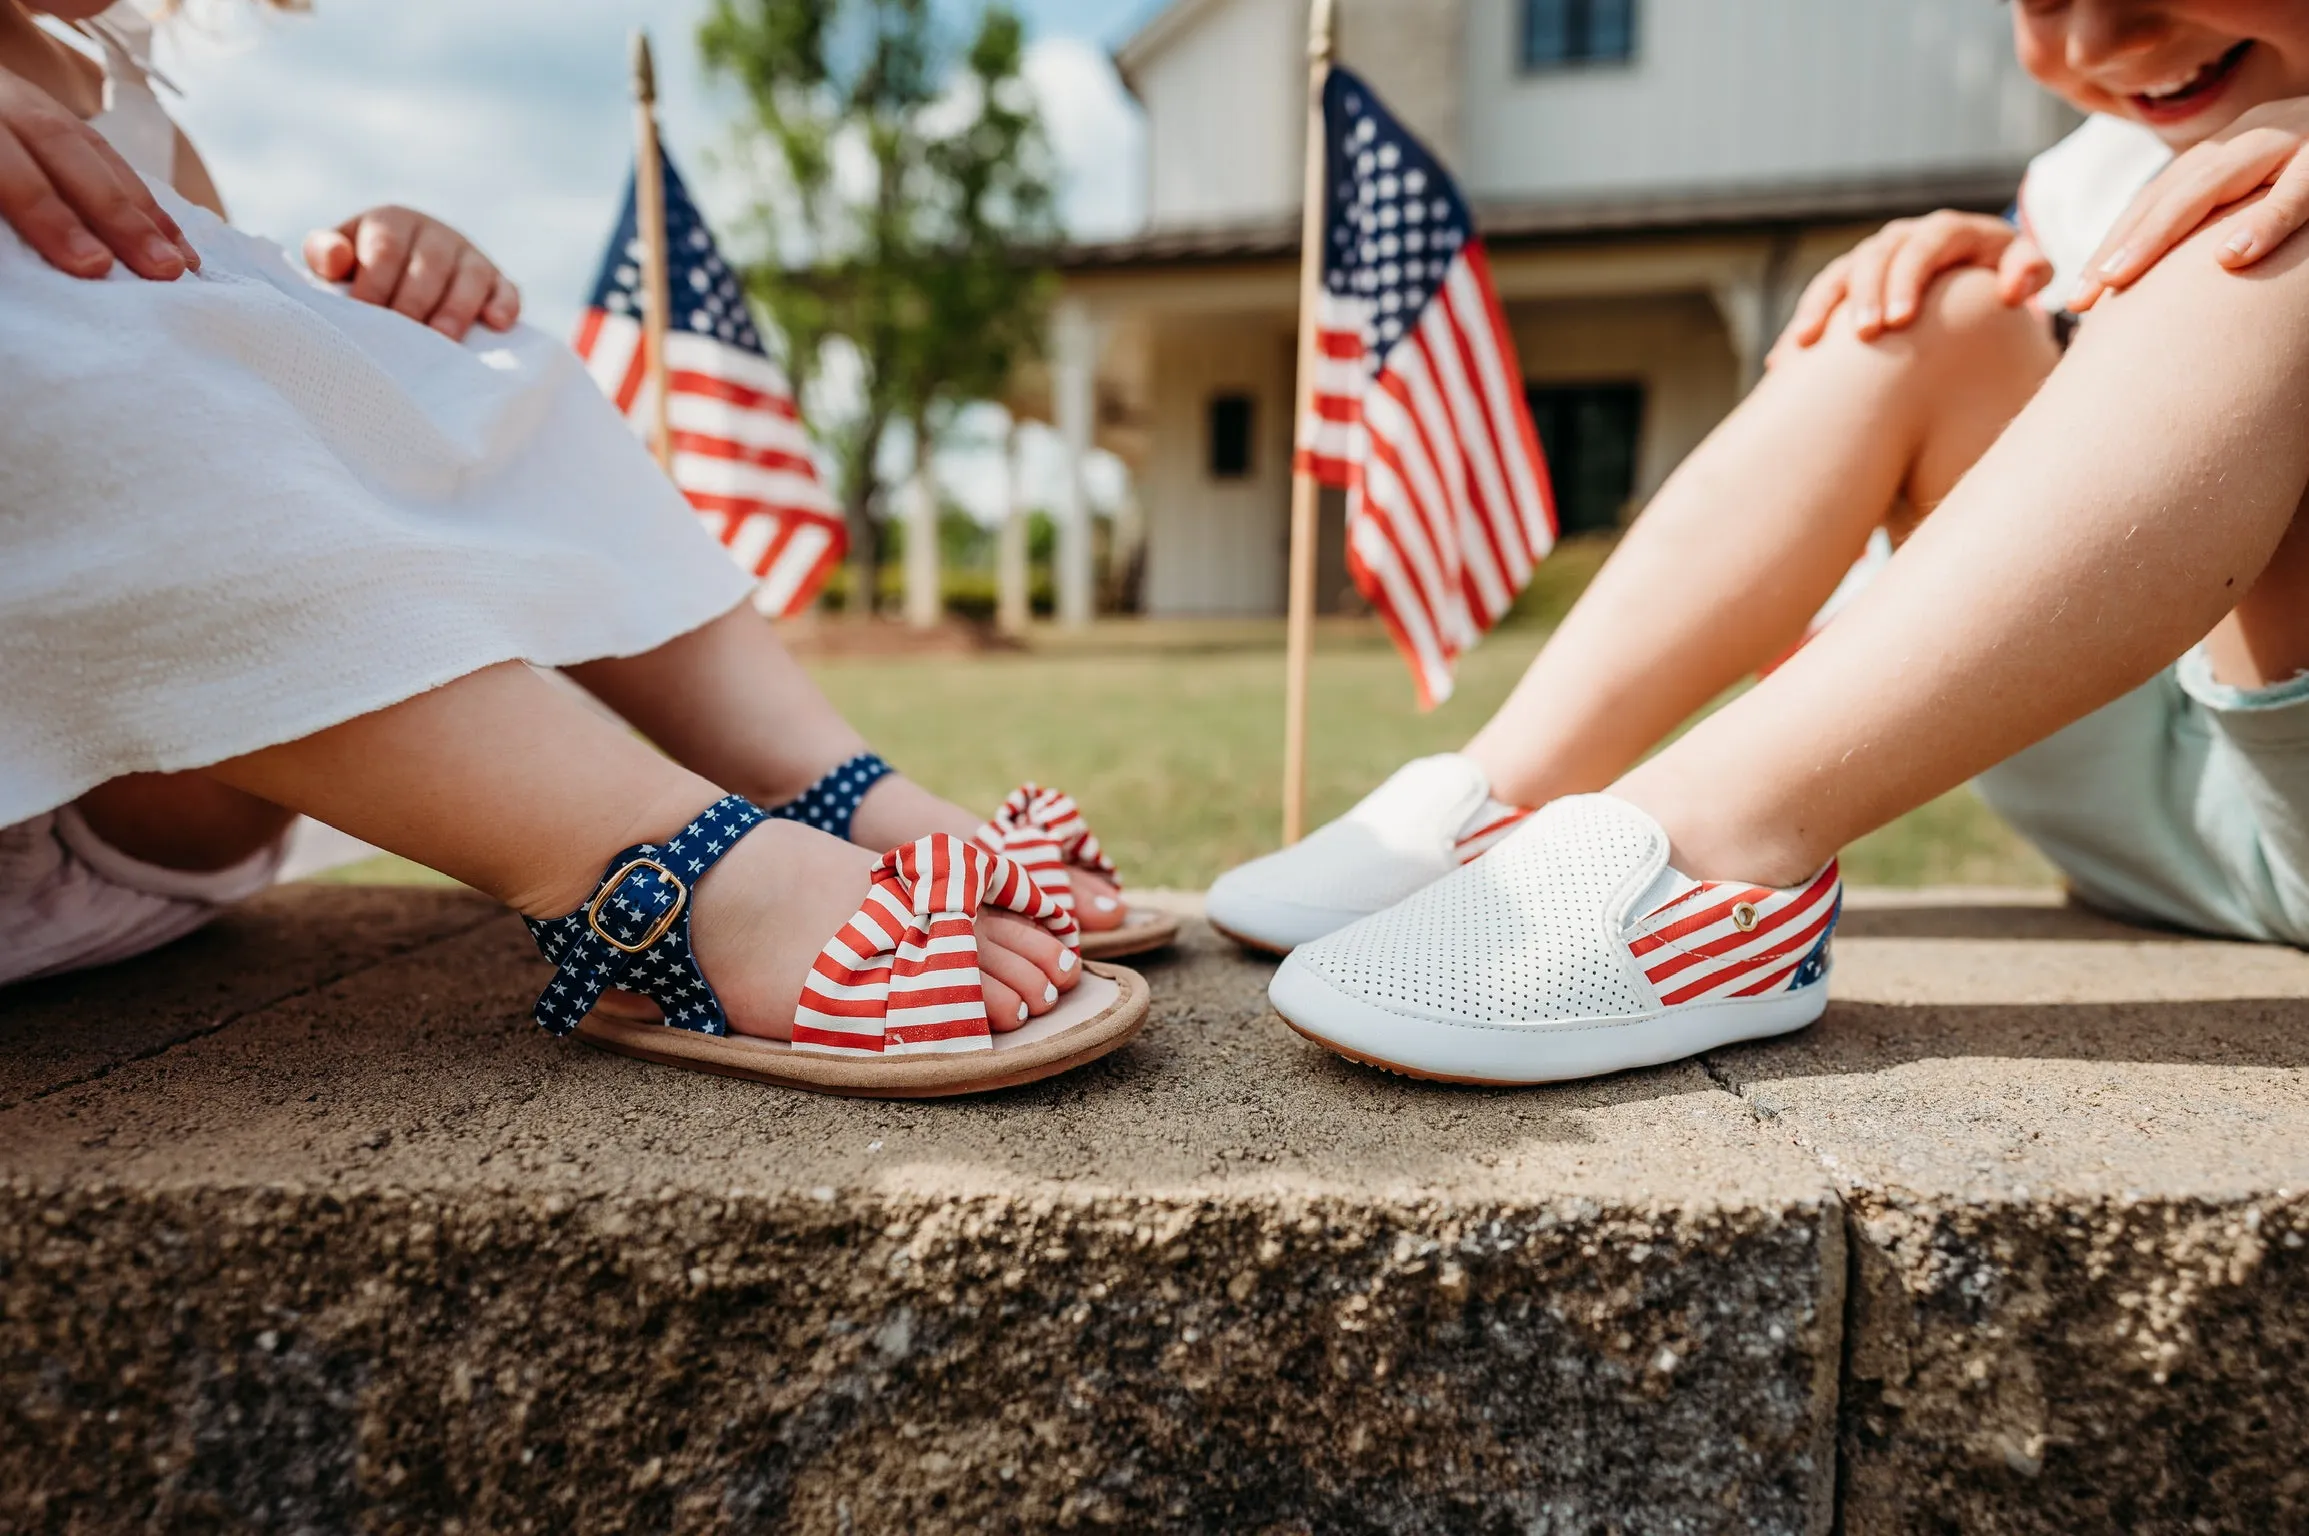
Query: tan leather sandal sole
574 962 1149 1098
1077 907 1180 961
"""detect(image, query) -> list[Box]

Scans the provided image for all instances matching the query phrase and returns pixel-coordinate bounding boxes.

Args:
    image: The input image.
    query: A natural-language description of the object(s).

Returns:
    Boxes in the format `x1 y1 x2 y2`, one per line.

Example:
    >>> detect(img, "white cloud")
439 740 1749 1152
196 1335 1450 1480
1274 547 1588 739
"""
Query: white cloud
1025 35 1144 239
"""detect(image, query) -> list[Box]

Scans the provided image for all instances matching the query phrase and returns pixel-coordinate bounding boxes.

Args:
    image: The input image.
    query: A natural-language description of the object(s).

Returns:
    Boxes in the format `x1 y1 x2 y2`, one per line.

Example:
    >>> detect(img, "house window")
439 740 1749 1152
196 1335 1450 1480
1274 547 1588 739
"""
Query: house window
1525 383 1644 535
1208 393 1254 479
1522 0 1637 70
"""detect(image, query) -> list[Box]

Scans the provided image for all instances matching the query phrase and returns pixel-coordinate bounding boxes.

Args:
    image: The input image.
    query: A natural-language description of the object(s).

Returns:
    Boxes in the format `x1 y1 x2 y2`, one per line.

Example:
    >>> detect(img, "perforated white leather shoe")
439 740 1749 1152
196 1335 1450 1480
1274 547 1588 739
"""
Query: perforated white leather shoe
1268 793 1841 1084
1204 755 1530 955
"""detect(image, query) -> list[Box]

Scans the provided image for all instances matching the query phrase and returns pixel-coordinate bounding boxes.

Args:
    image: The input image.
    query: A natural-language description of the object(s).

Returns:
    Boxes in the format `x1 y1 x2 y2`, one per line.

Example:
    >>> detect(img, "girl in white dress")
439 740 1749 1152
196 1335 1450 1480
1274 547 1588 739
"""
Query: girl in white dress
0 0 1149 1093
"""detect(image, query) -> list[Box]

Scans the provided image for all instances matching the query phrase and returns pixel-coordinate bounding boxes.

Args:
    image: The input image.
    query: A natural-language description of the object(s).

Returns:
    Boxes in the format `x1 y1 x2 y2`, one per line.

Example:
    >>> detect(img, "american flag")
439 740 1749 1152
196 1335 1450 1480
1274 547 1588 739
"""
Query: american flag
573 148 846 617
1296 68 1556 706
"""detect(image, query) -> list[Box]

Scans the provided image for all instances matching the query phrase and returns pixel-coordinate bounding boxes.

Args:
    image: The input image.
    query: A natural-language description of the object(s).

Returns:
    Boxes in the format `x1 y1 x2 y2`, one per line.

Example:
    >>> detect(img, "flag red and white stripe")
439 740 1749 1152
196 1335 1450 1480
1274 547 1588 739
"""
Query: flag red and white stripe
1296 68 1557 707
575 148 846 617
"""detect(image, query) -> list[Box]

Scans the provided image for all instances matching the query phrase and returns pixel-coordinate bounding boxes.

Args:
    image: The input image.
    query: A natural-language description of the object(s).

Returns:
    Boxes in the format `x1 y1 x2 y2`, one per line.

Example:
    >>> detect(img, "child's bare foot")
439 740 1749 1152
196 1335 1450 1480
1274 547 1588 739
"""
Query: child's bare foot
854 772 1128 931
1070 868 1127 932
596 818 1079 1039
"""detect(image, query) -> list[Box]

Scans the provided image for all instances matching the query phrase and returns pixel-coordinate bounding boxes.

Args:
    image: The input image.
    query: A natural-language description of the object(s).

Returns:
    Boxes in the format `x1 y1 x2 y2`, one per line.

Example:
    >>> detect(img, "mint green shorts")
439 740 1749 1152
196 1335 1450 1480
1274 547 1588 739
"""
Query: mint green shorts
1976 648 2309 947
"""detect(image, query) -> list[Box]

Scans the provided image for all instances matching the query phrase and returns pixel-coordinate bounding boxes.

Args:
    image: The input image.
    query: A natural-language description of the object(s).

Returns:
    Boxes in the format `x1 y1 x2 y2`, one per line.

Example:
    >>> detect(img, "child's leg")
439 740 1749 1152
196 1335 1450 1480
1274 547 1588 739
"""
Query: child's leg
564 610 1129 925
1463 268 2059 805
1616 213 2309 886
203 661 1075 1034
73 773 296 872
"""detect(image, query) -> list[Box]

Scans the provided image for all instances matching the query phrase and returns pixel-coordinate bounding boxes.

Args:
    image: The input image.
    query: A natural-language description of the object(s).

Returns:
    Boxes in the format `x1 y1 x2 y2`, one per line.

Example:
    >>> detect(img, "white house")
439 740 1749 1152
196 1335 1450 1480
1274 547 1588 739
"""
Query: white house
1020 0 2077 621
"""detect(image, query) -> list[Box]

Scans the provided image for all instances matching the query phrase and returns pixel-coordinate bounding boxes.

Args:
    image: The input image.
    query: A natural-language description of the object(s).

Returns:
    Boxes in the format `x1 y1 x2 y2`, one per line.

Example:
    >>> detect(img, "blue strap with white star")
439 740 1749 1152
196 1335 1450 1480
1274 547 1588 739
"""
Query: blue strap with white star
523 795 768 1038
764 752 894 843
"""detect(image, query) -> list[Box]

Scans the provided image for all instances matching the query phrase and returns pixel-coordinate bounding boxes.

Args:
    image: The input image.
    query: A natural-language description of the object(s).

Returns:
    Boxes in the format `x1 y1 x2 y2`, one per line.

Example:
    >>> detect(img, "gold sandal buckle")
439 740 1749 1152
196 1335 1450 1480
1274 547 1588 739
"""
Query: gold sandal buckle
586 859 688 954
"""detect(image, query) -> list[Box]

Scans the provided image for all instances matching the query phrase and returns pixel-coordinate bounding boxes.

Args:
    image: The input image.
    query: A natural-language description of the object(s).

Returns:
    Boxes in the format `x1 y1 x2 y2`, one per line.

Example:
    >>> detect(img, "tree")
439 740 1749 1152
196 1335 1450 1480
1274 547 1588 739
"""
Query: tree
701 0 1058 616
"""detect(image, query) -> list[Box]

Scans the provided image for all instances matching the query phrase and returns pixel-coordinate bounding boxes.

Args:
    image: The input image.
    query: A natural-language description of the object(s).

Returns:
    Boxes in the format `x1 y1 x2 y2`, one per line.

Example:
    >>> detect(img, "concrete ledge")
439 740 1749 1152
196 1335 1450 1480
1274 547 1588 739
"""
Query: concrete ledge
1727 891 2309 1532
3 887 2306 1532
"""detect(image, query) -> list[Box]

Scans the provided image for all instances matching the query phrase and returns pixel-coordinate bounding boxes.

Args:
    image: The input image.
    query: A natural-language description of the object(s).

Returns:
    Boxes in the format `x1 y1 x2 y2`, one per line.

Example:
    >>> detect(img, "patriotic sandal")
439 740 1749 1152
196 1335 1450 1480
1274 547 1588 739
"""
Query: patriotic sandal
1205 754 1529 956
974 783 1179 962
768 756 1177 963
526 796 1149 1098
1267 793 1840 1085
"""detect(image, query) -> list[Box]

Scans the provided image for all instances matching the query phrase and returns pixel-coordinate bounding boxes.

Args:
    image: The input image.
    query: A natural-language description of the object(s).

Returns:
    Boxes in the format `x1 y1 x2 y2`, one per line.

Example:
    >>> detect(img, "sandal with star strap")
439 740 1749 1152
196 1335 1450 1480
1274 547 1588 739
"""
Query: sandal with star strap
524 795 1149 1097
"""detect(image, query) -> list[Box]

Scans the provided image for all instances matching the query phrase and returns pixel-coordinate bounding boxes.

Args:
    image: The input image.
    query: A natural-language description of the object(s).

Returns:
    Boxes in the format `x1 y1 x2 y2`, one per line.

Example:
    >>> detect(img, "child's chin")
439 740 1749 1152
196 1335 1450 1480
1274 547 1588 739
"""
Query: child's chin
2132 98 2258 151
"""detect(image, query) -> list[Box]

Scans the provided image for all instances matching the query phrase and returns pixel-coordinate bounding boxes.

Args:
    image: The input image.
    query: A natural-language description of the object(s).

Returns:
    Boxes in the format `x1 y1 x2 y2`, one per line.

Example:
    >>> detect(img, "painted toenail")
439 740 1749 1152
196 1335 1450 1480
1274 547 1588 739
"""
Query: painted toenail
1059 949 1076 971
1016 1001 1029 1022
1094 896 1119 912
1043 982 1058 1003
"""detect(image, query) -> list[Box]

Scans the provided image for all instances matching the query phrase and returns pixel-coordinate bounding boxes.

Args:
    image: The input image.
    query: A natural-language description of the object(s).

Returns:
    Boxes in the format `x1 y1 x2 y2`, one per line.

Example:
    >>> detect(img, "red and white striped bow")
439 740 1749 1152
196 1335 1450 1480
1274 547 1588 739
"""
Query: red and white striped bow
972 783 1119 920
792 834 1078 1056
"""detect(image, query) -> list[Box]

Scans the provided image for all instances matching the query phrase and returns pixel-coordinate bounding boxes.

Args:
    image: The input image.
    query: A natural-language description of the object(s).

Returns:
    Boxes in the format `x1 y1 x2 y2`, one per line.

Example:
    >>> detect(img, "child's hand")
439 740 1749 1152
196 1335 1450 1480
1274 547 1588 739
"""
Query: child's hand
303 205 520 340
2072 99 2309 312
1771 211 2050 361
0 68 197 281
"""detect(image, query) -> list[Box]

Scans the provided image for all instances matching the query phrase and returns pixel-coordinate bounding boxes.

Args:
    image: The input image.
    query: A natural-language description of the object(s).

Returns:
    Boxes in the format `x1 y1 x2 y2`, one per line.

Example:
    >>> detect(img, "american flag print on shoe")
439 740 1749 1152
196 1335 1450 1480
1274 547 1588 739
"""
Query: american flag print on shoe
1627 864 1842 1007
1453 802 1532 864
1268 793 1843 1085
794 834 1079 1057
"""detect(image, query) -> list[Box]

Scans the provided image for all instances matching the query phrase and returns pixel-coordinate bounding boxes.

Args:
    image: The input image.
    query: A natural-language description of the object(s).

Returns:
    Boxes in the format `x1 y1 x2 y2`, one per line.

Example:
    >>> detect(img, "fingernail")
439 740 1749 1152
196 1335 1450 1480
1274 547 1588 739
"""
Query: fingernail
1093 896 1119 913
1853 306 1879 332
1886 300 1910 323
1042 982 1058 1003
63 229 104 264
2098 247 2130 276
2224 231 2256 261
144 236 180 269
2065 280 2096 310
1016 1001 1028 1022
1058 949 1076 972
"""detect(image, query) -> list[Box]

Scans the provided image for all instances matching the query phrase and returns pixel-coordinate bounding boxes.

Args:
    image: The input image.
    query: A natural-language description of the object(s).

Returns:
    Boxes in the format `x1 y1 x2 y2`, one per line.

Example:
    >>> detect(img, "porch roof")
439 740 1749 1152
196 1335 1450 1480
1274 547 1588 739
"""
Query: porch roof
1054 164 2028 273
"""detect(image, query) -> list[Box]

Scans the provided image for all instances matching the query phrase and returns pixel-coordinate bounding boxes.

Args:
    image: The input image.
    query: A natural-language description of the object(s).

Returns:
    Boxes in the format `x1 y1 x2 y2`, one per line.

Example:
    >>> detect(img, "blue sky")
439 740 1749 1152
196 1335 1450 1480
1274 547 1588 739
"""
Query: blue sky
152 0 1157 338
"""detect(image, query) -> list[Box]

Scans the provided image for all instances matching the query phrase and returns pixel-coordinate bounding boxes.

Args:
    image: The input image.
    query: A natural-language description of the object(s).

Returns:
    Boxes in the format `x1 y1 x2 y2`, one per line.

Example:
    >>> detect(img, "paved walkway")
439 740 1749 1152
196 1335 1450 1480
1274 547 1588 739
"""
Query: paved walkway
3 885 2304 1533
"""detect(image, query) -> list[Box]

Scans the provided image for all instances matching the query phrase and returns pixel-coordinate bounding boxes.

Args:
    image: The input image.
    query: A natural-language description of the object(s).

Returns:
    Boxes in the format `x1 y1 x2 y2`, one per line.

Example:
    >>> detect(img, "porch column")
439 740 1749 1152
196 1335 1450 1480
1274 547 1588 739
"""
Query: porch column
1051 300 1098 629
995 416 1030 634
901 429 940 629
1709 272 1772 393
1712 233 1803 394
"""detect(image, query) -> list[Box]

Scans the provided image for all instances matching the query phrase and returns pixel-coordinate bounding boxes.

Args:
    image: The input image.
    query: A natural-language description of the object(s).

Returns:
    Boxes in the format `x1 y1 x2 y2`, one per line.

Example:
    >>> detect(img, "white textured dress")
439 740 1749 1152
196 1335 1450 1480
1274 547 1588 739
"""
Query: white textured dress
0 21 754 828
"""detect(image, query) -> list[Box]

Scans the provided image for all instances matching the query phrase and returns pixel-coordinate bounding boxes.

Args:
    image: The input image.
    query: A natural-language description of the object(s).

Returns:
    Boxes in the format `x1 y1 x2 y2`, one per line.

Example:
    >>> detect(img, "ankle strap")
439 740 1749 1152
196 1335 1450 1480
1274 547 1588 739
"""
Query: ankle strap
523 795 767 1038
764 752 893 843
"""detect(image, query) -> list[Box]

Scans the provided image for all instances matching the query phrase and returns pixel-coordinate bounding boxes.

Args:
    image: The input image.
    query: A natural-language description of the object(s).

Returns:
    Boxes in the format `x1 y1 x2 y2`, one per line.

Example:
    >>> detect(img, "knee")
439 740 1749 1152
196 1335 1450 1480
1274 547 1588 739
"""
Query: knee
1794 263 2056 388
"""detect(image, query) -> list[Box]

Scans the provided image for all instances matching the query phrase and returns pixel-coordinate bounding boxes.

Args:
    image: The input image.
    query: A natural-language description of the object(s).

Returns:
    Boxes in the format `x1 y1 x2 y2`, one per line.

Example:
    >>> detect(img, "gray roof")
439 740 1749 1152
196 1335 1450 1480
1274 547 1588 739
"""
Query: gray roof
1056 165 2027 272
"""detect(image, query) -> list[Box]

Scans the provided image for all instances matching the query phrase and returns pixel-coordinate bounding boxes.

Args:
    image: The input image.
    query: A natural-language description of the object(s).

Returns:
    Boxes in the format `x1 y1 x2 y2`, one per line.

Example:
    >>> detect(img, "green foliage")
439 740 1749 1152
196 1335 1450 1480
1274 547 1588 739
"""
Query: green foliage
876 504 999 569
699 0 1059 612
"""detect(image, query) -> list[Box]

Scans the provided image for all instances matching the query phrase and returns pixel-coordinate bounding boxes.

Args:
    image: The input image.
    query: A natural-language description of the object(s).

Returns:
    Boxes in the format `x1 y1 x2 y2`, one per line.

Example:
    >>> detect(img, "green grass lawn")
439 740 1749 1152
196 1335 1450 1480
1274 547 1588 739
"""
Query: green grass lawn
318 596 2055 892
820 626 2055 890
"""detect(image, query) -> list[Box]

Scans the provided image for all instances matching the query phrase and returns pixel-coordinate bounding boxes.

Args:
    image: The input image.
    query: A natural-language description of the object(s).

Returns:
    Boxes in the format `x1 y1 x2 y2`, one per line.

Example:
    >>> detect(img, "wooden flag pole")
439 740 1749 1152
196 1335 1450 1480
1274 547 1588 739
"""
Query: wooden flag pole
631 30 675 474
1280 0 1336 846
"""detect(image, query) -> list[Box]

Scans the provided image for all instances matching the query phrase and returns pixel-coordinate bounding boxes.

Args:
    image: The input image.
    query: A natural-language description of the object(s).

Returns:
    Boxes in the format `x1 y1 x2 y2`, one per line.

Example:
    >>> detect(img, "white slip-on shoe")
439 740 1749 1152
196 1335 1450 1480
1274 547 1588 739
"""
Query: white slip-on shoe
1204 754 1530 955
1268 793 1841 1085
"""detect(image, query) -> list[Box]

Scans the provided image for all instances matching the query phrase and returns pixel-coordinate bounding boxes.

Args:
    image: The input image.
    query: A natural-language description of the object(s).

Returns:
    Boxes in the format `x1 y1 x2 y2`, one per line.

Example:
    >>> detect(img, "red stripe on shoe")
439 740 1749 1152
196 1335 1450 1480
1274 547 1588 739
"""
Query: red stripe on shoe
1656 900 1838 1006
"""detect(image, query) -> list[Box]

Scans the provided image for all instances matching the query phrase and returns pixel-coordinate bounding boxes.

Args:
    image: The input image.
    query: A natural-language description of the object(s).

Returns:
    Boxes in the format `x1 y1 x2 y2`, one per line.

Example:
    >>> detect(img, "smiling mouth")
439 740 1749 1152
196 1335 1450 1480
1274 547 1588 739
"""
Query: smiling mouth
2129 39 2254 115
